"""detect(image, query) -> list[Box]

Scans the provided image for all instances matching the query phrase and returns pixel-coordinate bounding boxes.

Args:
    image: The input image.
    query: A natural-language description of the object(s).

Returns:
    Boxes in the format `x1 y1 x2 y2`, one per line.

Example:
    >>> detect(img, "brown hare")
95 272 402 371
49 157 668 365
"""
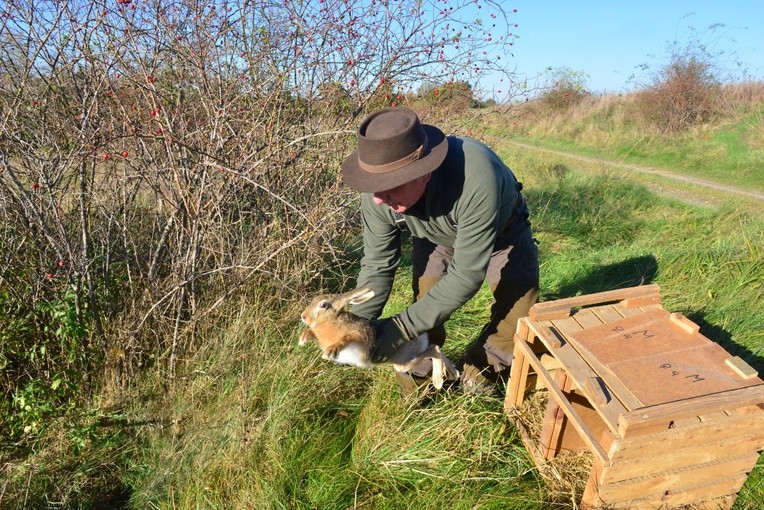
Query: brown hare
299 288 459 389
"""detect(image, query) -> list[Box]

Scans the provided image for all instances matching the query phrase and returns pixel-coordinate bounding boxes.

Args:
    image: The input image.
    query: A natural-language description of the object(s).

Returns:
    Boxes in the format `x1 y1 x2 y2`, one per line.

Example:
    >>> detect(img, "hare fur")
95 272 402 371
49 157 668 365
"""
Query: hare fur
299 288 459 389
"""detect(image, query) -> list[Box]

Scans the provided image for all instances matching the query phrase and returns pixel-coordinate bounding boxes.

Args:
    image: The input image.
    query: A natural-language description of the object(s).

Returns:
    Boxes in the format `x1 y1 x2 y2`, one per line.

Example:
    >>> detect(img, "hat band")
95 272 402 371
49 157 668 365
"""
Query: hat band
357 136 428 174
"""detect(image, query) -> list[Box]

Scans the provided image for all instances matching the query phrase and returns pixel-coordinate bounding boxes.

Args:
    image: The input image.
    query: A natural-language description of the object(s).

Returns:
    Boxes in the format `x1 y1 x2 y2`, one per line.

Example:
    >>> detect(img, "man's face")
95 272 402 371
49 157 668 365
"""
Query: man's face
372 174 431 214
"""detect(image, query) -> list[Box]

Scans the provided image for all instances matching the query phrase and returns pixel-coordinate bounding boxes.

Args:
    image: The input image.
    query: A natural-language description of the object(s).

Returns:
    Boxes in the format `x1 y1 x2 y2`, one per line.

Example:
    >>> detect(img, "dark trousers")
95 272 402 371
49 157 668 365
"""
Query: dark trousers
411 228 539 381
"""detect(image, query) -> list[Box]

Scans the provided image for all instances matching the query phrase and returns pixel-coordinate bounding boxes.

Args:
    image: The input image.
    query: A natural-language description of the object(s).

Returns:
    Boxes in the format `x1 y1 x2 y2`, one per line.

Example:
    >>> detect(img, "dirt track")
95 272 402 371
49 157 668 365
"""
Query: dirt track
507 141 764 207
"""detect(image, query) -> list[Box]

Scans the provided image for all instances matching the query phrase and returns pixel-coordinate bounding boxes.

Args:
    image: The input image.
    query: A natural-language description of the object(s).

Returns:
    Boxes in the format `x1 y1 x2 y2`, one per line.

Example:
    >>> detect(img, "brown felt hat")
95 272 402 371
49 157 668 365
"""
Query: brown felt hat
341 107 448 193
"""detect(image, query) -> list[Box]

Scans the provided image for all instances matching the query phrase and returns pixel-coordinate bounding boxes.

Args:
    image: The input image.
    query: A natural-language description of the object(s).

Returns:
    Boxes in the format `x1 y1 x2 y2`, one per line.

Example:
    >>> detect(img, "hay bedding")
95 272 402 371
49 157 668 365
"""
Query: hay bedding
511 389 594 508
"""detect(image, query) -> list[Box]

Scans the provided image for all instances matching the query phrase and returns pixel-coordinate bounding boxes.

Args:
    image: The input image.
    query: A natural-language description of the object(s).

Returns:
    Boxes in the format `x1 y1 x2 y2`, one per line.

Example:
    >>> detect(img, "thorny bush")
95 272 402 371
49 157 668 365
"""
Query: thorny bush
0 0 522 443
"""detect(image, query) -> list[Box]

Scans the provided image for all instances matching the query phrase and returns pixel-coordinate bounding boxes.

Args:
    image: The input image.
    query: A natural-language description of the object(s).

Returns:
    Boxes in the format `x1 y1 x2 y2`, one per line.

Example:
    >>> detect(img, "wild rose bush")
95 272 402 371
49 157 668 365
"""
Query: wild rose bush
0 0 519 439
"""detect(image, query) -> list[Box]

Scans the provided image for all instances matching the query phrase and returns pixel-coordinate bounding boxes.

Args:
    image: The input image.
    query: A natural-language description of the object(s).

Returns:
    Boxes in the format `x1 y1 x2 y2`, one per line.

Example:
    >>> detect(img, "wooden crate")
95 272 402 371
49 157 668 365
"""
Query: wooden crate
505 284 764 509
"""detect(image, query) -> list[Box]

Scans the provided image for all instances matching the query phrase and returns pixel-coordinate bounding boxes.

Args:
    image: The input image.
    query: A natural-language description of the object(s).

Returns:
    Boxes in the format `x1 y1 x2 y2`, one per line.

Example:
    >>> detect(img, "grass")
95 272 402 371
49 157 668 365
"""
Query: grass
2 96 763 509
496 91 764 193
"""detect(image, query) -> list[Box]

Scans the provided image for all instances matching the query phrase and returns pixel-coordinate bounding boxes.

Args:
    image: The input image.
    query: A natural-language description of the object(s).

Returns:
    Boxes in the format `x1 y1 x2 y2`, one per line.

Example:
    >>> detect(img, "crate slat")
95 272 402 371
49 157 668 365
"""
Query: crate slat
528 284 661 322
599 432 764 484
598 453 760 501
618 385 764 437
607 412 764 462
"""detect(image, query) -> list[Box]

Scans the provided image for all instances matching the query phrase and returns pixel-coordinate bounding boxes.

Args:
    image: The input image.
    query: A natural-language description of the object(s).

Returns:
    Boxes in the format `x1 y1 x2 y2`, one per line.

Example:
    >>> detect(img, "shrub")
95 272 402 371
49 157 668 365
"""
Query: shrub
633 23 751 132
0 286 94 440
0 0 524 444
636 56 720 132
418 80 473 111
540 68 589 112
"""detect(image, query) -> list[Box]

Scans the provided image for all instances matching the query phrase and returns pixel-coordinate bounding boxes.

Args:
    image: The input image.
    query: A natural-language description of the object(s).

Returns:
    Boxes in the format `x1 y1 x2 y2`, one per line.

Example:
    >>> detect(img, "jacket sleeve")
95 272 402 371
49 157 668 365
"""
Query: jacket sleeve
351 193 401 320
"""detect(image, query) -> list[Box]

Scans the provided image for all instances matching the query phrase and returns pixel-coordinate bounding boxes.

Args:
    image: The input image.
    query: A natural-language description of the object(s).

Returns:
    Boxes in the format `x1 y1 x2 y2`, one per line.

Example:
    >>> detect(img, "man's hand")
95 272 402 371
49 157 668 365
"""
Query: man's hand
370 316 413 363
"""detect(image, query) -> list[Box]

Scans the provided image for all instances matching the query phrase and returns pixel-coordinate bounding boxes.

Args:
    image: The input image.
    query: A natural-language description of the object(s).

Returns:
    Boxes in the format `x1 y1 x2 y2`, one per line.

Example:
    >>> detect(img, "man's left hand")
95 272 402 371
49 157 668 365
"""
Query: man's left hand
370 316 412 363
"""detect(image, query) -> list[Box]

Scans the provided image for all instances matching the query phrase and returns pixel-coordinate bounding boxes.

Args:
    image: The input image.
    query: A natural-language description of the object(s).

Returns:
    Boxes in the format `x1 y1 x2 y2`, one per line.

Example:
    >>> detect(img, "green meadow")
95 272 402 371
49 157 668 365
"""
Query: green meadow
4 93 762 509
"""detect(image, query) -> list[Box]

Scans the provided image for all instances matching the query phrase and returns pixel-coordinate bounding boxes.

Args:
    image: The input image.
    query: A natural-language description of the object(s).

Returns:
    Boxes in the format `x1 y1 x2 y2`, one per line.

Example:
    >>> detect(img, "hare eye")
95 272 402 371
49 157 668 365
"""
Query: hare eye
319 300 331 310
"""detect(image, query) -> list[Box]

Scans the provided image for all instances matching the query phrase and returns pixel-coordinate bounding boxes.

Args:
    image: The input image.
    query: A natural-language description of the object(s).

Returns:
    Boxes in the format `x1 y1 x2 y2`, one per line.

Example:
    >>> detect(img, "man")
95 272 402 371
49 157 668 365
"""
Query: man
341 107 539 394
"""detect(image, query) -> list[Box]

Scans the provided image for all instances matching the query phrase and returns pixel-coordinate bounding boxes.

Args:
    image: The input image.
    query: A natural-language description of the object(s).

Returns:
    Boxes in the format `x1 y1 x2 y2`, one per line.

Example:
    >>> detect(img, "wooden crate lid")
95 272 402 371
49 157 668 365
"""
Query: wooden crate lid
566 307 762 409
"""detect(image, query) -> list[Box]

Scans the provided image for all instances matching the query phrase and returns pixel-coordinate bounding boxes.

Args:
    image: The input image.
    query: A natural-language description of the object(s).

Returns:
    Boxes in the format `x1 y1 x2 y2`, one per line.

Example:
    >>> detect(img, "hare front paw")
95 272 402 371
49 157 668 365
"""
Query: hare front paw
298 329 314 346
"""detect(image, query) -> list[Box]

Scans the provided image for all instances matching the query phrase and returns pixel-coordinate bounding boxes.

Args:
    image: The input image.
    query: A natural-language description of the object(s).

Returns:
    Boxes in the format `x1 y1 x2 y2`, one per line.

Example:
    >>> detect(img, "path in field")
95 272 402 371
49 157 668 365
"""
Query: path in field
506 141 764 207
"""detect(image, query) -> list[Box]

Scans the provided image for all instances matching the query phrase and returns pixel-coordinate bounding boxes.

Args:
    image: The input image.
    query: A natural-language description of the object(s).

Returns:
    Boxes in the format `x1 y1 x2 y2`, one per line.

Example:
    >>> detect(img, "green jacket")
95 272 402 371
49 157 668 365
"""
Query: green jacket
352 136 530 336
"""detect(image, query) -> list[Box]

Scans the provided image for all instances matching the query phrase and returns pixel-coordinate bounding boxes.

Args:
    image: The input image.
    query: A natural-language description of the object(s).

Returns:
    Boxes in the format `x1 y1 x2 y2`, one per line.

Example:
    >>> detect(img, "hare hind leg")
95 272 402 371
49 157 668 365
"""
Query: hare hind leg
429 347 459 390
393 345 459 390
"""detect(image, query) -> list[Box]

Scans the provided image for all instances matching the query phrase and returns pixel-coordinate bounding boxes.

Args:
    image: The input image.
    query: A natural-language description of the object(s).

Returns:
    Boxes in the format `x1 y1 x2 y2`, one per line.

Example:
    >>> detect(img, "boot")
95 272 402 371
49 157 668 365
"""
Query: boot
460 363 496 396
394 371 432 397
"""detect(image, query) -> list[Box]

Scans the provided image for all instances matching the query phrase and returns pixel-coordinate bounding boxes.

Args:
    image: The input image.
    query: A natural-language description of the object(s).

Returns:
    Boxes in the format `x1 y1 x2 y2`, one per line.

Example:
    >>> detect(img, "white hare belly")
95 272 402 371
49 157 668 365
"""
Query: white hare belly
324 343 373 369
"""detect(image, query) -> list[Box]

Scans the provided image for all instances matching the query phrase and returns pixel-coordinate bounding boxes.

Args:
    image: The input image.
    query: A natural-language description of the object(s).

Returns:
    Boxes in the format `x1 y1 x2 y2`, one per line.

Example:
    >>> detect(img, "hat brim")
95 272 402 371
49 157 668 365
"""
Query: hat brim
341 124 448 193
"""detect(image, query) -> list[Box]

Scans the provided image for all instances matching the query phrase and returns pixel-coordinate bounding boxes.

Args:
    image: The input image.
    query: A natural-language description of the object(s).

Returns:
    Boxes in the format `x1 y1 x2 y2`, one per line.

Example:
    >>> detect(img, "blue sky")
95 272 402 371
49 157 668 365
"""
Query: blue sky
500 0 763 94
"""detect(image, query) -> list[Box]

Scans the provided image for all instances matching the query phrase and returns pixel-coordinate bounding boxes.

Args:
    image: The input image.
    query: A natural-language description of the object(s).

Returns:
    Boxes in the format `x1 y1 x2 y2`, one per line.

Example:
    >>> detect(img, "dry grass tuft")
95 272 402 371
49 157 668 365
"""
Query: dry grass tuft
511 390 593 508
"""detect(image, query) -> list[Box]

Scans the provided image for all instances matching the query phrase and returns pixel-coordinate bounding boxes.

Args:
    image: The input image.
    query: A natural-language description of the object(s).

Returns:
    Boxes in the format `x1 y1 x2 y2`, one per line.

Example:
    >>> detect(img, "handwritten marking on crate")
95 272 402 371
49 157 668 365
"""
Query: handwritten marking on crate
567 309 761 407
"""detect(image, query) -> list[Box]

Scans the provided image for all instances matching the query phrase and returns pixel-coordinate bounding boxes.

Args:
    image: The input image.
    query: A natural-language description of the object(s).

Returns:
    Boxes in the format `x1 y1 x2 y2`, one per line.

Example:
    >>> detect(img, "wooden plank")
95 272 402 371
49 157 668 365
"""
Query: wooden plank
598 432 764 484
505 336 530 411
607 412 764 462
638 303 664 313
585 376 610 406
693 494 737 510
540 316 628 431
526 354 563 391
572 308 606 330
621 293 661 308
539 353 562 371
669 312 700 334
524 320 563 352
625 474 748 509
597 453 760 502
516 316 531 342
515 338 610 464
592 305 626 324
528 284 661 322
551 315 584 337
564 308 672 410
567 308 673 364
539 368 572 459
618 384 764 436
726 356 759 380
537 333 626 433
563 334 645 411
581 457 606 509
612 303 644 318
559 389 610 454
539 324 562 348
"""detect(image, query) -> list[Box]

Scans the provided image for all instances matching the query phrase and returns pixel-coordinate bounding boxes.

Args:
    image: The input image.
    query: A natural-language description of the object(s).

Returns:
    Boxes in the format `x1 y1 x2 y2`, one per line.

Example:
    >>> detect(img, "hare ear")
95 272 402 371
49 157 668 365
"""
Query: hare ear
332 287 375 310
348 288 375 306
